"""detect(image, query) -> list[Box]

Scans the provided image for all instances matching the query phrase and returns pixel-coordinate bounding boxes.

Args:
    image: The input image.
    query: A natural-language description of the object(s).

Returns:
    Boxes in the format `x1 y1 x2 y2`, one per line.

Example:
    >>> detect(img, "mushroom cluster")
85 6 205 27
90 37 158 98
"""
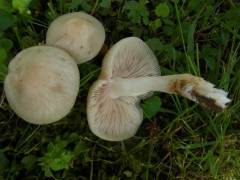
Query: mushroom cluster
4 12 105 124
87 37 231 141
4 11 230 141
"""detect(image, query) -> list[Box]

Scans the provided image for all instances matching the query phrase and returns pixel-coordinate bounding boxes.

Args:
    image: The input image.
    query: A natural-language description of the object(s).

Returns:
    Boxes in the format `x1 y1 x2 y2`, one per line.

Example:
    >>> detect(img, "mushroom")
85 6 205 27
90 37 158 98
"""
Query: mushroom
4 46 80 124
46 12 105 64
87 37 231 141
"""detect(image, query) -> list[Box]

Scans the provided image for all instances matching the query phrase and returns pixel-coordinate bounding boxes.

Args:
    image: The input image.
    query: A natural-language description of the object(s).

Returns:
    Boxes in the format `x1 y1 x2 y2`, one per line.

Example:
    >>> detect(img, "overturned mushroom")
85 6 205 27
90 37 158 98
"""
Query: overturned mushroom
46 12 105 64
87 37 231 141
4 46 80 124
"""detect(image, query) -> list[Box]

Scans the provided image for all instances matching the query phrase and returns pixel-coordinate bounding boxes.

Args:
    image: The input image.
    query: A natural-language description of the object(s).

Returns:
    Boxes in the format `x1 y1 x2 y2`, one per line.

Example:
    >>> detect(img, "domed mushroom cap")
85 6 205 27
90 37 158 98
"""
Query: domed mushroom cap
87 37 160 141
46 12 105 64
4 46 80 124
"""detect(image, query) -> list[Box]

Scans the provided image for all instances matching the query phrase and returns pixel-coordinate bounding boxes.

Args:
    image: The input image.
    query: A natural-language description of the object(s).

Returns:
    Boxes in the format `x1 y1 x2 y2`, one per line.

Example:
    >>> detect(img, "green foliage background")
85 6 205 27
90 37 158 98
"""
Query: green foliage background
0 0 240 179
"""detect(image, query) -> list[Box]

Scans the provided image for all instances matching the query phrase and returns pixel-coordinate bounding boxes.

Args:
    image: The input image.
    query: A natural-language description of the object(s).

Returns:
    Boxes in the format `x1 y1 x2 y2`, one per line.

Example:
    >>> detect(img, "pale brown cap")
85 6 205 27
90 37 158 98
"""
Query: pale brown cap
4 46 80 124
46 12 105 64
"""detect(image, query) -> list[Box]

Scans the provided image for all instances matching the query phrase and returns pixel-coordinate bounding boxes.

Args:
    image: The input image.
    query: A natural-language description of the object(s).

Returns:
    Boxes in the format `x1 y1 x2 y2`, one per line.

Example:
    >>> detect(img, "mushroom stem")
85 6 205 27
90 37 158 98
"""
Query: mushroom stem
109 74 231 112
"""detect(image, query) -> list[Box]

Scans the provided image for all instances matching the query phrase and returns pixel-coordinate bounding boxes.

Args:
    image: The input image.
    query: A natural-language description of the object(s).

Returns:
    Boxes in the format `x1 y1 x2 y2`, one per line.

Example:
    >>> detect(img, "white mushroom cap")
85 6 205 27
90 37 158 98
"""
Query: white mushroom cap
46 12 105 64
87 37 159 141
4 46 80 124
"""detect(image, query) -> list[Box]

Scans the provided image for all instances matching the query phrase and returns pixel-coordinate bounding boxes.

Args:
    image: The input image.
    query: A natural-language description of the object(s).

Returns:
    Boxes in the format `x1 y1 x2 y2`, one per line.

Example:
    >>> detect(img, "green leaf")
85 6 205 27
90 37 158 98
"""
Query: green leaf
0 47 8 80
163 44 178 61
155 3 170 17
0 48 7 62
39 139 74 173
43 166 53 177
222 7 240 30
124 0 149 25
0 151 9 171
21 36 38 49
0 0 12 11
141 96 162 119
188 0 204 12
146 38 164 55
123 170 133 178
74 142 90 155
99 0 111 8
202 45 218 71
0 38 13 51
149 18 162 31
187 20 197 59
205 150 219 177
12 0 32 13
49 151 74 171
21 155 37 170
69 0 91 12
0 10 15 31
